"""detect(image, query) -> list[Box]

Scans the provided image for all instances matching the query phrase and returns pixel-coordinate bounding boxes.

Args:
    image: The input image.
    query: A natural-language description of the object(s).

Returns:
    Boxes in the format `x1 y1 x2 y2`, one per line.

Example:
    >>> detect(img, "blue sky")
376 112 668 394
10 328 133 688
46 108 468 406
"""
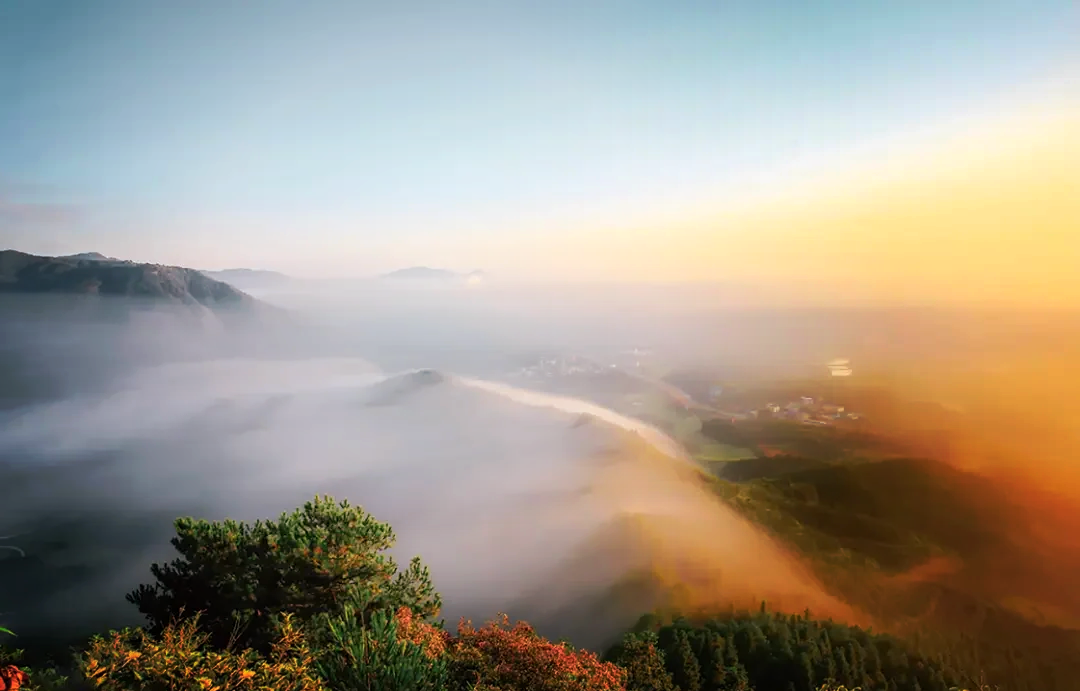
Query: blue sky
1 0 1076 276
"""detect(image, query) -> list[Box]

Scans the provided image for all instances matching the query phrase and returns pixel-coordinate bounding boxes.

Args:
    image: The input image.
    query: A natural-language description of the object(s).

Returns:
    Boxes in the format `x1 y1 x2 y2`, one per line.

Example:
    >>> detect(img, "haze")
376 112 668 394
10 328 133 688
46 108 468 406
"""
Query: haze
2 0 1080 666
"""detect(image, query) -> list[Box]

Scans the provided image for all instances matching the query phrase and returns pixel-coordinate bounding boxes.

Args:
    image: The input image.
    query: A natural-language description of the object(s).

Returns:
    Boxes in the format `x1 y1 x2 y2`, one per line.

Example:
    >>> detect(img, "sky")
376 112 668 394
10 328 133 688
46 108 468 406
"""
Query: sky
0 0 1077 292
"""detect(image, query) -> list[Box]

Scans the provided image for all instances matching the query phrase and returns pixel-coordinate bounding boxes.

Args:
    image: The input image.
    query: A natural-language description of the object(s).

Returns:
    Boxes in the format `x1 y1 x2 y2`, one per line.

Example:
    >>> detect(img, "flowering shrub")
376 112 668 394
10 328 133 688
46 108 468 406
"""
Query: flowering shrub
393 607 450 659
81 613 323 691
449 614 626 691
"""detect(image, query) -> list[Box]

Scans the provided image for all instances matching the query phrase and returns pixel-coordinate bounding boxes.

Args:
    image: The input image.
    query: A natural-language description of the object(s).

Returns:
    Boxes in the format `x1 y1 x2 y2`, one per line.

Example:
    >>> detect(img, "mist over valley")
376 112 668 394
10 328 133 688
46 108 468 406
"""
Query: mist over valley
3 260 1080 677
2 6 1077 684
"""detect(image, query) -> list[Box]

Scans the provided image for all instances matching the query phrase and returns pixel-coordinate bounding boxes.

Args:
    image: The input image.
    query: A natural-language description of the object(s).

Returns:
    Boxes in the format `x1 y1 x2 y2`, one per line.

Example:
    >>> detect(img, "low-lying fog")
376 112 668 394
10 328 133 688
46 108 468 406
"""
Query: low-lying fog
2 284 1079 650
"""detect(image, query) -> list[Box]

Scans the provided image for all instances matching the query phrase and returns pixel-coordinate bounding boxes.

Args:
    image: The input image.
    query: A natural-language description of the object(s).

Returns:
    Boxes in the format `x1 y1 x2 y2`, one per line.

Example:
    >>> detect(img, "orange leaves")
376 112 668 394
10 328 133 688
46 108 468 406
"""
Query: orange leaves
0 666 28 691
81 614 324 691
450 614 626 691
394 606 450 659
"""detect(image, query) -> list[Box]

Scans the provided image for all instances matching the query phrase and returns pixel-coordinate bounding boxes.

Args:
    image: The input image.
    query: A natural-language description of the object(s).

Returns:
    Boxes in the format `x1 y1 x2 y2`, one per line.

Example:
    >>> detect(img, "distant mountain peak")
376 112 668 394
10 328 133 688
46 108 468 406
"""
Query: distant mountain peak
380 266 487 286
202 268 288 278
199 268 292 293
382 266 456 279
60 252 119 262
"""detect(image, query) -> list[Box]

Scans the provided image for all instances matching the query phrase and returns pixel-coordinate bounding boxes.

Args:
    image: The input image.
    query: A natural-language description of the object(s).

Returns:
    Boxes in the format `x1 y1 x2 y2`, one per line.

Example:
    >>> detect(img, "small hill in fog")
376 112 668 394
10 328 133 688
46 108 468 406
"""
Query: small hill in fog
200 268 293 293
381 266 486 286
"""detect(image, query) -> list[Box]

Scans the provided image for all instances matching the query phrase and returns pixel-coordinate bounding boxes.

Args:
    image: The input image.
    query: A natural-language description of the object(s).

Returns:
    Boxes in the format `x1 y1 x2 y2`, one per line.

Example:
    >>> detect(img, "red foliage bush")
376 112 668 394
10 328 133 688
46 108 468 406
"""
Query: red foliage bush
394 606 451 659
449 614 626 691
0 666 28 691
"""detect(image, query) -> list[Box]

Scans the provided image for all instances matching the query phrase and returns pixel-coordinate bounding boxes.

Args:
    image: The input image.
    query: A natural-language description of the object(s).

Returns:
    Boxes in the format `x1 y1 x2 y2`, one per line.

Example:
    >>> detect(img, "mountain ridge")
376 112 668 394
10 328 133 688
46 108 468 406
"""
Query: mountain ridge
0 249 256 309
59 252 119 262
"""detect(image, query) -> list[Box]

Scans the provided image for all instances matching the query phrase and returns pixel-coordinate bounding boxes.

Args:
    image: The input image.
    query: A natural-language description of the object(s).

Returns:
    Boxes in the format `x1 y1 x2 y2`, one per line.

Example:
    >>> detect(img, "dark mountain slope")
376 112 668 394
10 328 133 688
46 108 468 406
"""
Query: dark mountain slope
0 250 253 308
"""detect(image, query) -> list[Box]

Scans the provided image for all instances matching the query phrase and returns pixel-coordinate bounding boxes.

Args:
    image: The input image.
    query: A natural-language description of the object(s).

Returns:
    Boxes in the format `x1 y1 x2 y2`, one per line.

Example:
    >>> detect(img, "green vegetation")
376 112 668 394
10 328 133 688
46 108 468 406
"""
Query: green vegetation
703 457 1007 573
1 495 1007 691
624 392 704 446
700 419 907 465
611 610 972 691
695 444 757 464
704 466 1080 691
126 496 440 652
691 417 1080 691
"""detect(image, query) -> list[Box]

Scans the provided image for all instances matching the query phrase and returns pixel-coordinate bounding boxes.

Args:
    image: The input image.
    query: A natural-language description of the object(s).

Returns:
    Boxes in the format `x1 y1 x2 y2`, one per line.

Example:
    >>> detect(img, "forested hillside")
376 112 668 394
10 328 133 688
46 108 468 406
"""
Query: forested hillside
694 420 1080 691
0 495 1042 691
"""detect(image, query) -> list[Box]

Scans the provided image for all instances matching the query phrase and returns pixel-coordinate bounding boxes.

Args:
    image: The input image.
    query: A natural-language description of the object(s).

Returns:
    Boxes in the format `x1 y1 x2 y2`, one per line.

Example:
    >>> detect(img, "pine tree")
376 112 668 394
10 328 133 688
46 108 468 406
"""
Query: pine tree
127 495 440 652
312 601 448 691
848 640 866 687
702 638 728 691
671 631 703 691
797 650 815 691
605 612 971 691
865 640 883 679
724 636 741 669
835 647 853 686
610 633 676 691
721 664 751 691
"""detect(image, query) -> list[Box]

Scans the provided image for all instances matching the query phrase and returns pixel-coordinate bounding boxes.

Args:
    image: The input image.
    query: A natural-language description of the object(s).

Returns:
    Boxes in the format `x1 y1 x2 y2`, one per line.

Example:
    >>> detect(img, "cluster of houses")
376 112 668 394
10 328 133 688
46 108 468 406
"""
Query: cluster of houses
513 346 660 382
757 396 862 425
514 354 614 380
709 395 863 425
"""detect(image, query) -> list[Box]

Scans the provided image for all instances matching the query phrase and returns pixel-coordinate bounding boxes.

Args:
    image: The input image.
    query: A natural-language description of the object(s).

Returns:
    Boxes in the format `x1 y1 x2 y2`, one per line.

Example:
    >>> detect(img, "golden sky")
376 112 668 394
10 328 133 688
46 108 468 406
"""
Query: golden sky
512 106 1079 308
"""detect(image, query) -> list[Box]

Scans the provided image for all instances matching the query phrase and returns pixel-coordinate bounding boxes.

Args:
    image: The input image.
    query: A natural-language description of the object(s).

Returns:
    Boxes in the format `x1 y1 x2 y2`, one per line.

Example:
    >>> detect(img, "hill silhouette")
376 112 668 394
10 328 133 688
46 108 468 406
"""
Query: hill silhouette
0 249 254 309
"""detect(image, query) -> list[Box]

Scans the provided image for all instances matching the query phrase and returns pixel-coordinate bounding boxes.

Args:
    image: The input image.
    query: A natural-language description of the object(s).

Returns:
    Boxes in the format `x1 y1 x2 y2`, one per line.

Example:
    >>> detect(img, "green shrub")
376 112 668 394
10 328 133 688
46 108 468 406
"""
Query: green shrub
127 496 441 653
310 590 448 691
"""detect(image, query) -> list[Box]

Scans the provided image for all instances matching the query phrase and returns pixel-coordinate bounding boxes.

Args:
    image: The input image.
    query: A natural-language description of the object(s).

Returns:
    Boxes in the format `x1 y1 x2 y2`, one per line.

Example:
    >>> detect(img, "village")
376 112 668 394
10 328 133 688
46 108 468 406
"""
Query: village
508 351 865 428
709 394 863 426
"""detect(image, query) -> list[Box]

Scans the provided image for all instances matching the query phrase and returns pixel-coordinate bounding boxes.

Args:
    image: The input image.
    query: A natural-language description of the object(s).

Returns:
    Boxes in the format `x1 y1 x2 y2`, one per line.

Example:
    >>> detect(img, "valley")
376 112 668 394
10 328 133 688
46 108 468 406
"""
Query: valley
1 258 1078 691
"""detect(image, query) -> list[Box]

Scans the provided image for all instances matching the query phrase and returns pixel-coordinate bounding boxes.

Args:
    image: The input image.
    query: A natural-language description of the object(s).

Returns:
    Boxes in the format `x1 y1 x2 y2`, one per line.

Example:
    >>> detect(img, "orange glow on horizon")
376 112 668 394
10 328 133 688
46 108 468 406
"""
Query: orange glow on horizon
519 106 1079 307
